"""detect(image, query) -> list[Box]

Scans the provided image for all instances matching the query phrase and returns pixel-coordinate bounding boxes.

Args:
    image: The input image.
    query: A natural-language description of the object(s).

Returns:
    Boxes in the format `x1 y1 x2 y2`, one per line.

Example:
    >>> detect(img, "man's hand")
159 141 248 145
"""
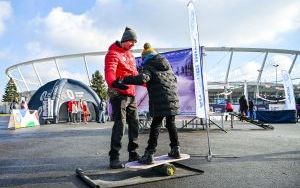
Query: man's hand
112 79 129 90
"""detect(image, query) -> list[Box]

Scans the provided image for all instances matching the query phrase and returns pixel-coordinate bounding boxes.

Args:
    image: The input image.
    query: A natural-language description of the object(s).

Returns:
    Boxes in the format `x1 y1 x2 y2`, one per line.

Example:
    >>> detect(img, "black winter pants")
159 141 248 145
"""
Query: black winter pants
109 96 139 160
146 115 179 152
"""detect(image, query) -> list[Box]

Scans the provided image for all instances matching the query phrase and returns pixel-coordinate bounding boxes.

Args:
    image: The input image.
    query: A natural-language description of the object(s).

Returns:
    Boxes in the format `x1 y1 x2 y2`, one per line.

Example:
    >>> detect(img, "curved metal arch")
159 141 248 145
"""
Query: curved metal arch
6 47 300 76
5 47 300 93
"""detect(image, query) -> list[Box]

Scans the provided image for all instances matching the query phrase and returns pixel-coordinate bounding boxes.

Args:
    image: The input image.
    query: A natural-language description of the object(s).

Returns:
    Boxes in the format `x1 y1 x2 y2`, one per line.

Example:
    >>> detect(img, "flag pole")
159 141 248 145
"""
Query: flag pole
187 0 238 161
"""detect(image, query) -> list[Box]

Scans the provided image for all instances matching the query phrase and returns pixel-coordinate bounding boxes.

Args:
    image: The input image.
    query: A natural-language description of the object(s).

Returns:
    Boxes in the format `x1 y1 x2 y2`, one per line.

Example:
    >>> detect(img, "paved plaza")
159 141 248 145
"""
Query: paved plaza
0 117 299 188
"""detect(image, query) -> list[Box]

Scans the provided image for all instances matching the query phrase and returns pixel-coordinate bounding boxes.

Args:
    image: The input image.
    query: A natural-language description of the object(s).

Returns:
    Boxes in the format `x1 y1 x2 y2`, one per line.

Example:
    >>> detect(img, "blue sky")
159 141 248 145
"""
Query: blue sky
0 0 300 99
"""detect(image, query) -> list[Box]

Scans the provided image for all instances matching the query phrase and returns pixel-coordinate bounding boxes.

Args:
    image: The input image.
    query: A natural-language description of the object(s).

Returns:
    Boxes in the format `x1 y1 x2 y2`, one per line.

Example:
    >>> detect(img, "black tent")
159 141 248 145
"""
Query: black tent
28 78 101 124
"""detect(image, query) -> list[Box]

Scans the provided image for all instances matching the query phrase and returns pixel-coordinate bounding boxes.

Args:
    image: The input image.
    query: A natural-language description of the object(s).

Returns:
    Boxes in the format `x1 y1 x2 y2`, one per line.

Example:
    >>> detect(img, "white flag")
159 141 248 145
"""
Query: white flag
281 70 296 110
187 1 208 118
244 80 248 100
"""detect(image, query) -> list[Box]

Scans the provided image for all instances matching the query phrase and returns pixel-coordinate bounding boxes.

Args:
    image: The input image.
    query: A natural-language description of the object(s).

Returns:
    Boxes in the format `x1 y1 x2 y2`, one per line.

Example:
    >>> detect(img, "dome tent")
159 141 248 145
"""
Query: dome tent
28 78 101 124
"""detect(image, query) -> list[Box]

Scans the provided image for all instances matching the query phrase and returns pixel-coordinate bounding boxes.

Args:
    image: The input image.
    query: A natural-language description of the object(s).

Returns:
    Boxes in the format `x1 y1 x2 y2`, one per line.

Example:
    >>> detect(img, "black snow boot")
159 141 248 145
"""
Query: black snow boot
109 158 125 169
168 146 181 159
128 152 140 162
138 150 154 165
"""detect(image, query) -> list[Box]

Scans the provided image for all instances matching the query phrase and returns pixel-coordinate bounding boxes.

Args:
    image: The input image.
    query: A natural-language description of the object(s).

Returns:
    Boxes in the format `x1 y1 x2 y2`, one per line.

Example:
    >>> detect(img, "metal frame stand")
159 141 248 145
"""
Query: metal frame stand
181 117 204 130
208 119 227 133
192 117 239 162
182 116 227 133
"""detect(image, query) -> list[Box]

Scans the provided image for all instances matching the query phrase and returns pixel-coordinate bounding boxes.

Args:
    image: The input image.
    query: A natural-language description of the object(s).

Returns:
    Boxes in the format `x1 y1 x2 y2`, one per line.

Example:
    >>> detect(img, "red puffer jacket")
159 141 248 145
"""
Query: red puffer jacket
105 42 138 96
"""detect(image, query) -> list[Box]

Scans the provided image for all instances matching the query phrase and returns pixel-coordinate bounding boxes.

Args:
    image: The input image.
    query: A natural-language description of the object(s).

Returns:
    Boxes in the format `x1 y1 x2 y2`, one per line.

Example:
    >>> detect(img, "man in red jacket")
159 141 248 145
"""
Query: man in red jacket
105 27 140 169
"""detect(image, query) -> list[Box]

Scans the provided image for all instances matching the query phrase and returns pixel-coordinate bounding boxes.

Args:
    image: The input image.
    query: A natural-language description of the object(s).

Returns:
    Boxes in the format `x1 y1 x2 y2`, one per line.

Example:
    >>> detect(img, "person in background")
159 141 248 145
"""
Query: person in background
82 101 90 124
77 99 83 123
248 98 254 120
20 100 28 110
121 43 181 165
99 97 105 123
99 99 107 123
104 27 140 169
225 99 233 121
10 99 18 111
71 100 78 124
239 95 249 121
296 103 300 122
67 100 73 123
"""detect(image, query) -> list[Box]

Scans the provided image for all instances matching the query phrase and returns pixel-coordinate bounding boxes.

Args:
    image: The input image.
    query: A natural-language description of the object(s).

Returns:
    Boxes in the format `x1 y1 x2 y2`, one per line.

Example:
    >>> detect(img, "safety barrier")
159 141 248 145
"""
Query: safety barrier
8 109 40 129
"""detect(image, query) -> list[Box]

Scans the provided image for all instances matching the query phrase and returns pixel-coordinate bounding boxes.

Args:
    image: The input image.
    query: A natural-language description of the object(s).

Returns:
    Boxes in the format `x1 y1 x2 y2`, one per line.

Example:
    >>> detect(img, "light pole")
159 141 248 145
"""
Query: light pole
273 64 279 101
256 69 262 104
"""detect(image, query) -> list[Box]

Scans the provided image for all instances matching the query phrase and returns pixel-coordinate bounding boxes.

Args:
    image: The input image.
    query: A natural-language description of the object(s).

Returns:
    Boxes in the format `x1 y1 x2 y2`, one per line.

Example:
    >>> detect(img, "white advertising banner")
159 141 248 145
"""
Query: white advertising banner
281 70 296 110
187 1 208 118
244 80 248 101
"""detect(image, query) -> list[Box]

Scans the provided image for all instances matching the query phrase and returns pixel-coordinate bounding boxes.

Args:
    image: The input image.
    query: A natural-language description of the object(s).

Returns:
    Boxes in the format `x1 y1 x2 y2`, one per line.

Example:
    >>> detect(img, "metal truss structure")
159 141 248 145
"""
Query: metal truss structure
5 47 300 99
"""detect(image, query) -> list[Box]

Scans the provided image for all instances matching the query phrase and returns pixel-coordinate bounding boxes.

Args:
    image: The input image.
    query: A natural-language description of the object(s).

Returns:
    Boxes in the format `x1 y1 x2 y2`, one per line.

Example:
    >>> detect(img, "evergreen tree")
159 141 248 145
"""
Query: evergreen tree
90 70 108 100
2 78 20 102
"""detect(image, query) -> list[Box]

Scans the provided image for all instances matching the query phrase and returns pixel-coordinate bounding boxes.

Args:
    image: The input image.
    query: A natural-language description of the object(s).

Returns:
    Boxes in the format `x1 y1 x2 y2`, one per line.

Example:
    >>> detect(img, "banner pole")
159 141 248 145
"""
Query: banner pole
187 1 238 161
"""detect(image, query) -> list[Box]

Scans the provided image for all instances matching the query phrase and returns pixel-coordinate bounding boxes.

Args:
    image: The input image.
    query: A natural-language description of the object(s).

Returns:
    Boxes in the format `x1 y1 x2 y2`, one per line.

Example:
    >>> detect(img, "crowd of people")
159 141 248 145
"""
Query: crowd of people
9 96 108 125
67 99 91 124
10 98 28 111
224 96 255 122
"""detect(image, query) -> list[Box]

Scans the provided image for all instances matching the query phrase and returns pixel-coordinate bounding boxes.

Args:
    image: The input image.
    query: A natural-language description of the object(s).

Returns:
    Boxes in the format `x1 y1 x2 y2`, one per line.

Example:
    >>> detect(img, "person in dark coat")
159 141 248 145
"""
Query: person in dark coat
120 43 181 164
239 95 249 121
10 99 18 110
248 98 254 120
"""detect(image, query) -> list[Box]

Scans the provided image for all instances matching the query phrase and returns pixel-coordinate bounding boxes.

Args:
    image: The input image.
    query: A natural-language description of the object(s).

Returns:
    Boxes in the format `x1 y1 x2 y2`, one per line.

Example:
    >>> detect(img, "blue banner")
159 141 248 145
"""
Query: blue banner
135 49 197 116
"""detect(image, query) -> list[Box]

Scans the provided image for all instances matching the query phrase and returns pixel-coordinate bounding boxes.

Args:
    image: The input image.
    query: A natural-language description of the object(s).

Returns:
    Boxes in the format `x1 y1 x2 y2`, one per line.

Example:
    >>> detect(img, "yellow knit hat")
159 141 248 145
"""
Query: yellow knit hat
141 43 157 60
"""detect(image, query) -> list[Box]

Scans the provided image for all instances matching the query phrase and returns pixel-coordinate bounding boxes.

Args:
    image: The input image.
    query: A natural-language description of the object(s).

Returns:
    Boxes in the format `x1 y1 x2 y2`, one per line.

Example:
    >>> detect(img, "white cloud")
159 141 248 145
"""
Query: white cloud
0 48 9 59
92 0 300 47
209 60 261 82
61 70 89 84
28 0 300 54
19 60 89 88
0 1 12 35
239 61 261 81
190 0 300 46
34 7 113 53
18 0 300 86
228 2 300 45
25 41 56 59
259 54 294 82
90 0 190 48
270 55 293 71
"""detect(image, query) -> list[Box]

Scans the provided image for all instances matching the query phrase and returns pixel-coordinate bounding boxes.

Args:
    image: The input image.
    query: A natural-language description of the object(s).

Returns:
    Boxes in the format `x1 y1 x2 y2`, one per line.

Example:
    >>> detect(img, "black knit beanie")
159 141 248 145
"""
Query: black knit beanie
121 27 137 43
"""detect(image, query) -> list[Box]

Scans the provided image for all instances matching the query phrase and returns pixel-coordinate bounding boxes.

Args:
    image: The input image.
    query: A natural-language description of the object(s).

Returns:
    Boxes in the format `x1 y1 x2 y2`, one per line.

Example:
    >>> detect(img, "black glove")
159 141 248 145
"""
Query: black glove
123 73 150 85
112 79 128 90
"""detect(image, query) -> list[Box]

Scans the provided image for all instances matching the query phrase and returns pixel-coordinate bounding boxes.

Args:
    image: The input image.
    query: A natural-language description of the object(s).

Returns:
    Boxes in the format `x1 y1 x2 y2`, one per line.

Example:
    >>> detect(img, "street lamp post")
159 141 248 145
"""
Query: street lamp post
256 69 262 104
273 64 279 101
